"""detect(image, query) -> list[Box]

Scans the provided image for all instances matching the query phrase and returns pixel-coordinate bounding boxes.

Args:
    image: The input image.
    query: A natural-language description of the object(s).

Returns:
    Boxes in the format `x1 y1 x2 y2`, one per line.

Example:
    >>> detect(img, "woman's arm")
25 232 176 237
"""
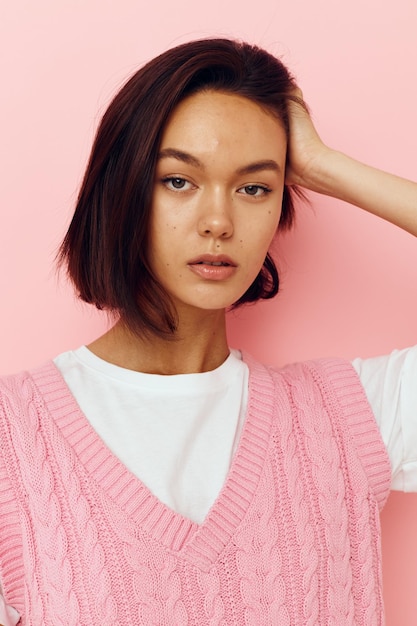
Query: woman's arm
286 91 417 237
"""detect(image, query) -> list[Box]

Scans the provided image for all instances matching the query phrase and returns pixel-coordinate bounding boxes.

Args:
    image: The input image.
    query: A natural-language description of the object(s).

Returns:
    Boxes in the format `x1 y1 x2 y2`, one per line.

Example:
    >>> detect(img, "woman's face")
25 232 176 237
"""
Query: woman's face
149 90 287 315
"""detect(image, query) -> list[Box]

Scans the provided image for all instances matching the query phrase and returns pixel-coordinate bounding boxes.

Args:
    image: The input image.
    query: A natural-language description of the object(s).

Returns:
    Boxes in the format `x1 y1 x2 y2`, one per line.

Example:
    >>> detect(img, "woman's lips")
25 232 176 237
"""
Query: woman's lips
187 255 237 280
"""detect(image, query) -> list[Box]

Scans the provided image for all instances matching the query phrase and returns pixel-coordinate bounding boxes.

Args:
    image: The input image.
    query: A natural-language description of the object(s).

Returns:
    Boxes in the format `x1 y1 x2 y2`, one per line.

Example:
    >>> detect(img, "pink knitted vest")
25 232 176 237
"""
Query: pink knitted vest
0 355 391 625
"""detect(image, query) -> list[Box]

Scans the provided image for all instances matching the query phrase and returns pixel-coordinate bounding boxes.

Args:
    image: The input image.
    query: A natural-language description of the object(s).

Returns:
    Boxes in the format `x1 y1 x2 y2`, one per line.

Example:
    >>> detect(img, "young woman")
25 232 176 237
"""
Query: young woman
0 38 416 625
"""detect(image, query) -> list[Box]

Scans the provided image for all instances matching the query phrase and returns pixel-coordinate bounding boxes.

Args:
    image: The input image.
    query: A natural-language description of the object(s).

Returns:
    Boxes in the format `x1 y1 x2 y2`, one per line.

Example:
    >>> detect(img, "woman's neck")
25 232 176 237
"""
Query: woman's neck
88 312 230 375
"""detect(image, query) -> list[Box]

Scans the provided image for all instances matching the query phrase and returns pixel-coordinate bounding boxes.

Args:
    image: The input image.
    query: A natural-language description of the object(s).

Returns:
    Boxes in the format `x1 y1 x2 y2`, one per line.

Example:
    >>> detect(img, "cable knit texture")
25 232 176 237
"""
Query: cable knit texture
0 354 391 625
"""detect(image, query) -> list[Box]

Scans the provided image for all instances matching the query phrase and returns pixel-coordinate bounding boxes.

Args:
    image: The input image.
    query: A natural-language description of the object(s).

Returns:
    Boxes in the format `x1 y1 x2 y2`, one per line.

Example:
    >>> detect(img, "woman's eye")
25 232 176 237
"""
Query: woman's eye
162 177 192 191
238 185 271 197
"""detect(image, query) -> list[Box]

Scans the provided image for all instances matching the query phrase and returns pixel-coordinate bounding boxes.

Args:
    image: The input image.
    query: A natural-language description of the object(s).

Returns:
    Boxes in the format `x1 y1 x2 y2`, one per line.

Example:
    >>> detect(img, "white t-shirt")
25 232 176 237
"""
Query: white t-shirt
54 347 248 524
52 345 417 524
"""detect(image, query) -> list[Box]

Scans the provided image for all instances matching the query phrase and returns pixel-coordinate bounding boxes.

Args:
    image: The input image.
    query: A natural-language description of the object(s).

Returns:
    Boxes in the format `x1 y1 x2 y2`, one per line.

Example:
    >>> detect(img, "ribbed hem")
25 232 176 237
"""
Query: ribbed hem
0 373 29 614
306 358 392 510
183 353 275 567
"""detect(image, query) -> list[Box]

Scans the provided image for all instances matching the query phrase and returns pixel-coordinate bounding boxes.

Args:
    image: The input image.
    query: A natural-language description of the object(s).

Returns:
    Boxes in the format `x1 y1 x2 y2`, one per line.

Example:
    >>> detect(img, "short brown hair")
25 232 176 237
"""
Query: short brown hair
58 38 300 336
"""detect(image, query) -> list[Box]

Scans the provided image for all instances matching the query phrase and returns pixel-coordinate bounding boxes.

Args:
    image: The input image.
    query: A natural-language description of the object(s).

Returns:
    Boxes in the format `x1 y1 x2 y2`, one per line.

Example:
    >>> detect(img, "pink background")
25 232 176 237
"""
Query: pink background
1 1 416 622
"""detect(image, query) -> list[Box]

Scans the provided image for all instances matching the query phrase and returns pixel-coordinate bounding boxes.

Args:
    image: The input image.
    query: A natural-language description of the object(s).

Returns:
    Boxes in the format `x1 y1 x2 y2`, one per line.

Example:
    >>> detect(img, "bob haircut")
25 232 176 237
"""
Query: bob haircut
59 38 302 337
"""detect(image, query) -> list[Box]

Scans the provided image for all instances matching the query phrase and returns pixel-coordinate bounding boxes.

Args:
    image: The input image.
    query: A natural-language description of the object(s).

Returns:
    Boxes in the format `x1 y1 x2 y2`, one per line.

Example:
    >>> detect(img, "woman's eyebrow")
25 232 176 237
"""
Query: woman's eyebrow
158 148 202 168
236 160 281 175
158 148 281 175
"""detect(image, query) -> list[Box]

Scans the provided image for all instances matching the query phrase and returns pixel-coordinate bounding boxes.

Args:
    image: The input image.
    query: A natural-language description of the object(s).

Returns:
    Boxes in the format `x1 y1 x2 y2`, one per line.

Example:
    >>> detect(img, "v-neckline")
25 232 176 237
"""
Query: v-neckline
30 353 276 570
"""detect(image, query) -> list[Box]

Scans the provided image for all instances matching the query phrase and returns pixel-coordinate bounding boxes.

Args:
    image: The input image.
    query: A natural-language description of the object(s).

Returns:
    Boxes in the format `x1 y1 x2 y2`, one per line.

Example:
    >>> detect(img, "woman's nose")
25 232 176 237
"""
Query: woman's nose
197 193 234 239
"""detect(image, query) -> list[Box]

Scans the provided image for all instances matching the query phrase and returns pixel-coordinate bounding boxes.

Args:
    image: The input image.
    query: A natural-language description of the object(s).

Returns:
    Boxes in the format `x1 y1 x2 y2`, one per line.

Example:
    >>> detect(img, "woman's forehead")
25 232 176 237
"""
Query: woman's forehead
159 90 287 168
